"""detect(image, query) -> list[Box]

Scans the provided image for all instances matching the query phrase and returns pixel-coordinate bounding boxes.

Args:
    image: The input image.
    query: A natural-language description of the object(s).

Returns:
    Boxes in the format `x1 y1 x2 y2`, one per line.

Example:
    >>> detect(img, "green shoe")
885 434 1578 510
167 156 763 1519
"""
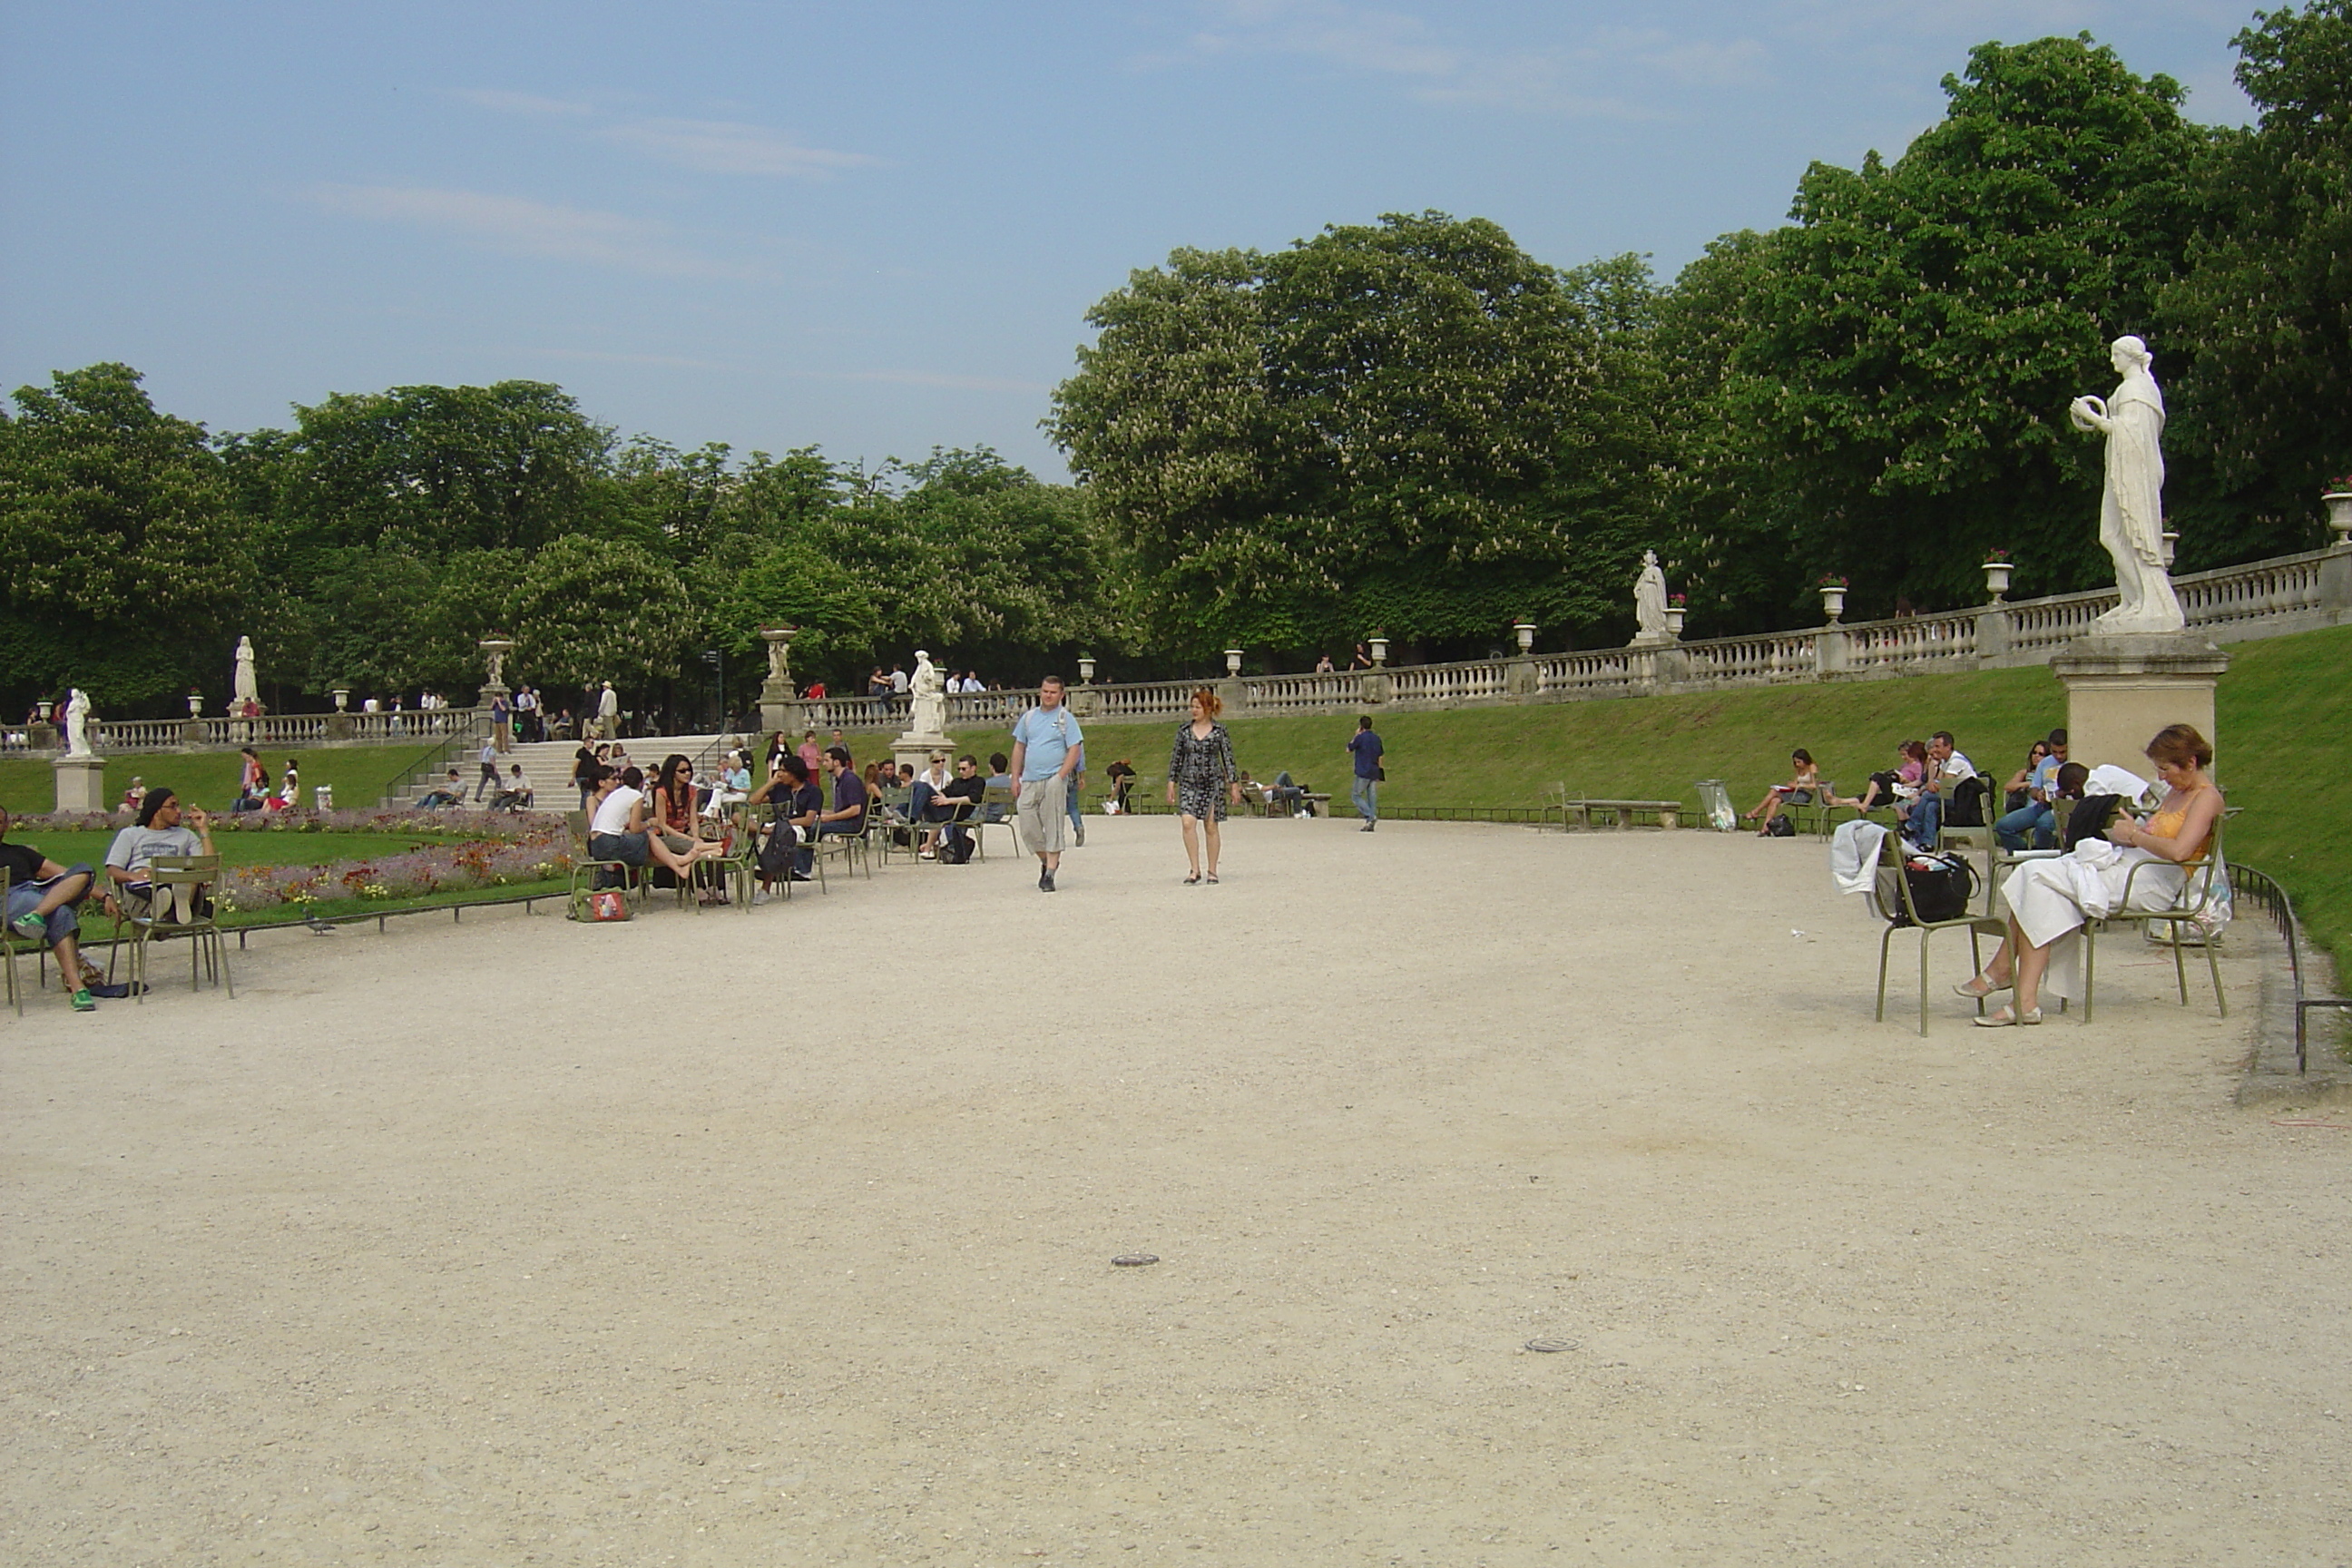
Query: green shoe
10 912 45 941
71 988 95 1012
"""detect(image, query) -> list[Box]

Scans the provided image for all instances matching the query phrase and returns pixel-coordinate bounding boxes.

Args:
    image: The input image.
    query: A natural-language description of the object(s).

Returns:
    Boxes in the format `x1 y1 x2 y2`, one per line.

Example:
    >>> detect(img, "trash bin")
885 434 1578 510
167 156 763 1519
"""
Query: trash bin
314 785 334 810
1695 779 1736 833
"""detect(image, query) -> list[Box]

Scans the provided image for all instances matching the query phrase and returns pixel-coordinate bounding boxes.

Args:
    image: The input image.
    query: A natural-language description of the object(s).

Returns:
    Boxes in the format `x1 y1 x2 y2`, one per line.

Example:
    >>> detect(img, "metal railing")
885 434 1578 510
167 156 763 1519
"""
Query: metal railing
2225 862 2349 1074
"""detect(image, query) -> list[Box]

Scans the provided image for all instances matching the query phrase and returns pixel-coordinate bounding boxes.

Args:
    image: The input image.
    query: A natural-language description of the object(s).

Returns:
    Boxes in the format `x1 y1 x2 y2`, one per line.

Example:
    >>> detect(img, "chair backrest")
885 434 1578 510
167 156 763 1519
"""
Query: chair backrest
146 854 221 926
980 777 1014 822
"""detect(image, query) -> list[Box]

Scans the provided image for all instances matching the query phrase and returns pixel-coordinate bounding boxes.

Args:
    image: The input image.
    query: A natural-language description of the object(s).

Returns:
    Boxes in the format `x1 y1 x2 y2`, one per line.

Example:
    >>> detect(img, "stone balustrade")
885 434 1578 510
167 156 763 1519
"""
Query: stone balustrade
9 543 2348 757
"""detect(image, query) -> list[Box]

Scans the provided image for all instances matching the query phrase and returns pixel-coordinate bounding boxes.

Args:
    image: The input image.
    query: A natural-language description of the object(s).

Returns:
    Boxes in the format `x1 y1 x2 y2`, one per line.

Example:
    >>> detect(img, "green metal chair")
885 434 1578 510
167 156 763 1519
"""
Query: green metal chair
2082 817 2228 1024
124 855 233 1003
1876 838 2007 1036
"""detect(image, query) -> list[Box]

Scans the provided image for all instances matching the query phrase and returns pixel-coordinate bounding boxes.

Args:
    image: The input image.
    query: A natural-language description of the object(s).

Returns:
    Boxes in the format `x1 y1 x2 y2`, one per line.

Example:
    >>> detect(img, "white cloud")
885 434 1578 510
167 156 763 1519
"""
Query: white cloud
302 184 770 280
600 119 882 179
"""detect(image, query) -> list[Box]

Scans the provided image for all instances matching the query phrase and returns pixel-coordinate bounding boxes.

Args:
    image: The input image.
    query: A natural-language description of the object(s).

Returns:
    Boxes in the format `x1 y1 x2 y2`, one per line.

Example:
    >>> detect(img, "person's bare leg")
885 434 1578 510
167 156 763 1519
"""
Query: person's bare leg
1180 815 1200 877
31 870 90 920
53 932 82 986
647 837 700 877
2014 938 2053 1015
1203 817 1221 878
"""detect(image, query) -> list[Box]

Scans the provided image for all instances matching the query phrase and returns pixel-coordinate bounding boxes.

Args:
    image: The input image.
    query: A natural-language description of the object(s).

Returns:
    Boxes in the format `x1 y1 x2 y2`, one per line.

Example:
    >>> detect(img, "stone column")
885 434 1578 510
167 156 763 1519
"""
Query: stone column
1814 626 1849 677
54 754 106 815
1974 604 2011 663
2049 632 2230 774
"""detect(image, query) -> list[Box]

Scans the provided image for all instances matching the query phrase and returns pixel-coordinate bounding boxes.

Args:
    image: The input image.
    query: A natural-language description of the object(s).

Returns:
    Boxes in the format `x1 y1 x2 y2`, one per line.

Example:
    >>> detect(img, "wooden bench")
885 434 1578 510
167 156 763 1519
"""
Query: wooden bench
1562 798 1683 831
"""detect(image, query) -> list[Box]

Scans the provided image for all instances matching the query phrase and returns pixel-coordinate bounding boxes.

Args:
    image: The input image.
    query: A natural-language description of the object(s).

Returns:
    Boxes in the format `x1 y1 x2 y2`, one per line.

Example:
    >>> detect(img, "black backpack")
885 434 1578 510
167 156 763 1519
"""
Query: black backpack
1765 813 1796 837
1945 774 1991 828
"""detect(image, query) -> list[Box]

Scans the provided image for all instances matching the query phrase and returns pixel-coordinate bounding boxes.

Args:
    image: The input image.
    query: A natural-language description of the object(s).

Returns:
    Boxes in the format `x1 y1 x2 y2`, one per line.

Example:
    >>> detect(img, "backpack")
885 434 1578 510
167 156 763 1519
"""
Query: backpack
1945 774 1991 828
2063 794 2126 851
1765 813 1796 838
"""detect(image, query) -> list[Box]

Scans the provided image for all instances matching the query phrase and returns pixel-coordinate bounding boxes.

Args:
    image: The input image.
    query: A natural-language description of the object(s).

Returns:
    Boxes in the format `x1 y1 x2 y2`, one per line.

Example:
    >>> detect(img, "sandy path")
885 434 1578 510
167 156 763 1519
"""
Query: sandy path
4 818 2347 1566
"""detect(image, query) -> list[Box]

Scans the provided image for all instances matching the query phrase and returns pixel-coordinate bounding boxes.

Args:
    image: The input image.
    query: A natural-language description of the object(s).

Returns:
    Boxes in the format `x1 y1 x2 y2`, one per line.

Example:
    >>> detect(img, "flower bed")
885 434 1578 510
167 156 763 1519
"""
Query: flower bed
216 826 574 914
6 806 561 839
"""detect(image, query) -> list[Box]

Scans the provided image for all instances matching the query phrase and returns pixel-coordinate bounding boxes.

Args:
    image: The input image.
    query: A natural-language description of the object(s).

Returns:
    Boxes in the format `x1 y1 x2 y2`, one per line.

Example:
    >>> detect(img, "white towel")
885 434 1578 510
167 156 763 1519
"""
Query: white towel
1829 819 1890 909
2084 764 2153 805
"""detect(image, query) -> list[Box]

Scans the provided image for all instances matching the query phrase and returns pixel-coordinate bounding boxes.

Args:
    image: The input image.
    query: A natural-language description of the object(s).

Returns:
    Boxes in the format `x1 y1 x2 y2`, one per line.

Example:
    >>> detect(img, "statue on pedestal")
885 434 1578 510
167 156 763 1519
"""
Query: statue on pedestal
906 650 948 738
64 688 95 757
233 636 259 705
1631 551 1670 644
2071 336 2185 634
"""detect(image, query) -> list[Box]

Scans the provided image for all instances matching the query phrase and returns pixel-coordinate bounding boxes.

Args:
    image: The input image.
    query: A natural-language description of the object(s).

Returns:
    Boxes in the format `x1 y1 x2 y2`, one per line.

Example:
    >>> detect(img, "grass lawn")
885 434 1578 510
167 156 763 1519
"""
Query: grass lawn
0 741 439 817
877 623 2351 964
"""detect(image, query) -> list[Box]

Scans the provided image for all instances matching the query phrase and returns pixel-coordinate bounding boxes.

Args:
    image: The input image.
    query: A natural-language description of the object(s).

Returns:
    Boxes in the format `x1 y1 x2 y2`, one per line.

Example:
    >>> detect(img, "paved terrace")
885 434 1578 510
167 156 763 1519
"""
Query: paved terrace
4 819 2346 1564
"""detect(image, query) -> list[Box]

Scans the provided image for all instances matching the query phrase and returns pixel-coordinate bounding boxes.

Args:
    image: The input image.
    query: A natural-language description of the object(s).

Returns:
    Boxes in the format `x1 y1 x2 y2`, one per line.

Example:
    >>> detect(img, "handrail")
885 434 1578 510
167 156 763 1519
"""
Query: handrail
2226 862 2350 1074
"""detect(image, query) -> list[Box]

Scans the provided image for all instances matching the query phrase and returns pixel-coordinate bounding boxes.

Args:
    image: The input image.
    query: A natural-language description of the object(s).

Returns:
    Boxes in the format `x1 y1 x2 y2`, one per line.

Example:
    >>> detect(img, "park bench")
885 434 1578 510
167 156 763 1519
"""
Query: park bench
1561 798 1684 830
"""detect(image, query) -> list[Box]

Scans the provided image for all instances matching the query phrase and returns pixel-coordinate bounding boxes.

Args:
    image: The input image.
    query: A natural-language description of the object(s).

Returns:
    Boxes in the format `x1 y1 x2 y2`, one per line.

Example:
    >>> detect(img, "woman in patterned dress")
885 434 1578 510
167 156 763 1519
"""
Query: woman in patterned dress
1166 688 1241 885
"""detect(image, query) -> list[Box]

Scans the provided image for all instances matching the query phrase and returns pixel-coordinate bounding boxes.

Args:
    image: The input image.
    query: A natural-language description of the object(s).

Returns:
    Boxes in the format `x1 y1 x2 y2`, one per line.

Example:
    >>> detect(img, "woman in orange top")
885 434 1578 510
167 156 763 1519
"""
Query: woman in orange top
1960 724 2223 1025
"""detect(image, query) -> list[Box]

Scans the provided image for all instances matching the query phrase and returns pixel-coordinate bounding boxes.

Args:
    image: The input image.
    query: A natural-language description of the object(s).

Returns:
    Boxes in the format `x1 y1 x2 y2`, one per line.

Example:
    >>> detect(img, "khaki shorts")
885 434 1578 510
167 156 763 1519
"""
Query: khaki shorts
1015 777 1066 854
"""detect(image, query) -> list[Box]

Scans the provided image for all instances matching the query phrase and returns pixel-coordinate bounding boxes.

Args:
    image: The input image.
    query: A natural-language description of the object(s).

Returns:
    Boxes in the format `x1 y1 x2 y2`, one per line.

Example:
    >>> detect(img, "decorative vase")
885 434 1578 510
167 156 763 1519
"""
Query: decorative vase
1224 649 1244 677
1983 561 2013 602
1367 637 1388 667
187 693 203 717
2160 531 2179 568
1512 622 1536 654
1819 587 1846 624
1078 655 1095 684
332 689 349 711
1664 606 1685 638
2325 493 2352 549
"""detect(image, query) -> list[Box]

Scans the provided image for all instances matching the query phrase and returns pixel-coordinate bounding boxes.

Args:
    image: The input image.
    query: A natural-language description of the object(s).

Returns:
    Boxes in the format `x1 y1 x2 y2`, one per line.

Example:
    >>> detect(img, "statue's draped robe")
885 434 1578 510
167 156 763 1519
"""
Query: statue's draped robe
2093 372 2184 633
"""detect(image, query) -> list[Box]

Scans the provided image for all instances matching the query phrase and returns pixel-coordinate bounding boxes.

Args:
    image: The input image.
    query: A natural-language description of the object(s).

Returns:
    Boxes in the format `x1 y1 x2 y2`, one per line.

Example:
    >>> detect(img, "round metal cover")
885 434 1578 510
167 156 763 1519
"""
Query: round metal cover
1523 1338 1579 1353
1112 1253 1160 1267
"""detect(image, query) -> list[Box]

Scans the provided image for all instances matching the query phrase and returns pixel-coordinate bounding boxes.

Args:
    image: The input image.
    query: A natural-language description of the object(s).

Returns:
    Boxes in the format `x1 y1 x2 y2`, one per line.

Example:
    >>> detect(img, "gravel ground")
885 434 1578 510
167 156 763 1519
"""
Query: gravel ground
4 816 2347 1567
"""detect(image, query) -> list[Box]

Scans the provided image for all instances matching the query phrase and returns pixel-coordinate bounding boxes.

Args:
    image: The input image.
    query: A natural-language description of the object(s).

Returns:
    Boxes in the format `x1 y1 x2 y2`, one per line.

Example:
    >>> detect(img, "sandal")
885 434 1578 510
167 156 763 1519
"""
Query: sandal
1953 973 2012 1000
1183 873 1201 886
1972 1004 2043 1027
1205 874 1219 884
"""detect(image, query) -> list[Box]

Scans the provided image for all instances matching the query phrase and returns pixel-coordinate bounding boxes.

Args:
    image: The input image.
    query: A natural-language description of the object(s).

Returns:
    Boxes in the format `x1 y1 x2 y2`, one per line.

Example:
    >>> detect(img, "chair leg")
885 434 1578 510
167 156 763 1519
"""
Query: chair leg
2207 936 2226 1019
2082 926 2097 1024
2169 923 2189 1004
217 930 234 999
1876 926 1895 1023
1917 931 1932 1037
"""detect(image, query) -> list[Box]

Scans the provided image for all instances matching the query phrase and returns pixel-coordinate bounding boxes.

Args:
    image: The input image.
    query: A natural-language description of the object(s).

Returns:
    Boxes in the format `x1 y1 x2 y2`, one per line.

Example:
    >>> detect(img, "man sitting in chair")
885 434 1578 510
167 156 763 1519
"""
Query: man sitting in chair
103 787 216 923
1 807 101 1012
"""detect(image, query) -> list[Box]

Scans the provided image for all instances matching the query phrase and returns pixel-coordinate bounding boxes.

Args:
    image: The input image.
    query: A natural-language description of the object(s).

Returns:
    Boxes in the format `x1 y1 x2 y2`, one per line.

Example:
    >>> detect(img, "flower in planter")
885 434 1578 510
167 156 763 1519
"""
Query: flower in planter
1983 548 2011 563
1818 574 1849 589
2328 475 2352 495
1668 593 1687 608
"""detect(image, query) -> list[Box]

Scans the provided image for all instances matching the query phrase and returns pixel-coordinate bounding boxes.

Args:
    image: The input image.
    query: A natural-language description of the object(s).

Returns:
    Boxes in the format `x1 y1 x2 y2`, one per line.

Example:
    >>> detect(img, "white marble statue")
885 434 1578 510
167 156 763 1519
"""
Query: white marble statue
233 635 259 704
1632 550 1670 642
64 688 95 757
2070 336 2185 634
906 650 948 737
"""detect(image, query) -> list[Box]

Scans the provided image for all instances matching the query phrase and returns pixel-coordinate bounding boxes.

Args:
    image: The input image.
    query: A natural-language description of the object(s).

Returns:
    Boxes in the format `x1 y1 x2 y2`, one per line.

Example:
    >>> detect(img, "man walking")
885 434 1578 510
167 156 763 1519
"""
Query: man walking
1008 675 1083 891
595 681 620 740
1347 715 1384 831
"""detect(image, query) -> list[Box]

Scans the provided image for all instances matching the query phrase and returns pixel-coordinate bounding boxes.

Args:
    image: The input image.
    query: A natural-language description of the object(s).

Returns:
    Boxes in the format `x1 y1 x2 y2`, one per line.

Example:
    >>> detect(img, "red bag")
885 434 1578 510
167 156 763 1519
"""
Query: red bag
585 889 631 922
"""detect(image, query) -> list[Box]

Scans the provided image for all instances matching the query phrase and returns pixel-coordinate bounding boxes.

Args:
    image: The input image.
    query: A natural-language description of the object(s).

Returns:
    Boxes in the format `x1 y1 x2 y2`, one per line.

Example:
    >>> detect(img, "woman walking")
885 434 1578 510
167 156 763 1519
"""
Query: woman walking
1167 688 1240 884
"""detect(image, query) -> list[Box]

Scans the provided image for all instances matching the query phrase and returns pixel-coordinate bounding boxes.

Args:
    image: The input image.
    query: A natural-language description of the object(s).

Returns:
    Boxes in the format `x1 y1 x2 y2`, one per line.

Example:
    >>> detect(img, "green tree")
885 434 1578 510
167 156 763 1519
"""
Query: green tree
2161 0 2352 555
1725 35 2214 619
506 534 694 692
0 363 251 709
1050 214 1663 659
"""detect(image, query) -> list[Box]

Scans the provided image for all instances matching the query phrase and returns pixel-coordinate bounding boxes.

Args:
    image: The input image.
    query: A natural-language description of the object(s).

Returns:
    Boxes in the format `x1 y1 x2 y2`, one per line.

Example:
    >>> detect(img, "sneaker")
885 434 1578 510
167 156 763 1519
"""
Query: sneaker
10 912 44 941
1073 821 1085 847
71 988 95 1013
1359 822 1375 832
1041 869 1057 893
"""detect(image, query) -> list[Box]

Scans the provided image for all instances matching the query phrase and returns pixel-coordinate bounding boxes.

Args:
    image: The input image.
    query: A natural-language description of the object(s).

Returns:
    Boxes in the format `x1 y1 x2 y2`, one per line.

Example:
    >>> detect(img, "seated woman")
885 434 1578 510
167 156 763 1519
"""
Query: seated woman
1743 748 1820 833
1957 725 2222 1026
2002 740 2052 817
1835 740 1926 816
648 755 726 901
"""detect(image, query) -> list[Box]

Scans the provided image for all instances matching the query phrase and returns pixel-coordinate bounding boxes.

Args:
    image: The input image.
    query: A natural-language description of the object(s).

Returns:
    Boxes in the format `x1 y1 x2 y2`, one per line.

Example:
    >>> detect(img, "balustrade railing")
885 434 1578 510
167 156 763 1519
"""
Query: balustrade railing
15 546 2347 758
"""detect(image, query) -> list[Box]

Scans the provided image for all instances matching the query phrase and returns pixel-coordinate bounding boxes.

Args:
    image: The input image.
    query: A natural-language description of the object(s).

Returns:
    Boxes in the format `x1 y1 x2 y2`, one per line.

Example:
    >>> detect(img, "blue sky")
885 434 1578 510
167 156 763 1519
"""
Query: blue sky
1 1 2259 479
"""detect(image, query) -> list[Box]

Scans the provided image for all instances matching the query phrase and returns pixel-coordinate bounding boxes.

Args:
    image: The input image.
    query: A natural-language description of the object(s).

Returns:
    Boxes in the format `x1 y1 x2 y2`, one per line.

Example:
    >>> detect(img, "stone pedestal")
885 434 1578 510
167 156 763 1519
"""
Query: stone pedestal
1215 677 1249 718
179 717 208 747
27 720 57 751
1067 685 1101 720
54 754 105 815
1358 671 1392 706
758 691 804 738
325 710 355 741
1973 604 2012 662
2049 632 2230 773
1505 657 1540 699
889 732 957 779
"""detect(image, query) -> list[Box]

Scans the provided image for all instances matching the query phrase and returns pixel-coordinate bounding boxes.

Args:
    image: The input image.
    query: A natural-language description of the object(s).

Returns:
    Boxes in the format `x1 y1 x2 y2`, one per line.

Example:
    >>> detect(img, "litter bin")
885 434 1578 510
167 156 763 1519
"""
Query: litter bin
314 785 334 810
1695 779 1736 833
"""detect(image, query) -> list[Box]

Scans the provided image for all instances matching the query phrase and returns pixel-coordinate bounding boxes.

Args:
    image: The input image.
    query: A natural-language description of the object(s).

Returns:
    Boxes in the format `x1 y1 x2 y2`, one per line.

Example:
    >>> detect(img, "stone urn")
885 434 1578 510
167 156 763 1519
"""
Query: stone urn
1078 654 1095 684
2161 531 2180 568
186 691 203 717
1368 636 1388 667
2325 492 2352 549
1983 560 2014 602
1819 586 1847 624
1224 648 1244 676
1664 605 1686 639
1512 622 1537 654
332 688 349 711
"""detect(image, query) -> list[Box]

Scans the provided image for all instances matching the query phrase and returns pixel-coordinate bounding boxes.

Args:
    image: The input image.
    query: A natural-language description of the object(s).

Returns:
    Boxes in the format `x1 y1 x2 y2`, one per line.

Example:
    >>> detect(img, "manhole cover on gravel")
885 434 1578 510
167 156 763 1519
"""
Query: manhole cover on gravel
1112 1253 1160 1267
1524 1338 1580 1354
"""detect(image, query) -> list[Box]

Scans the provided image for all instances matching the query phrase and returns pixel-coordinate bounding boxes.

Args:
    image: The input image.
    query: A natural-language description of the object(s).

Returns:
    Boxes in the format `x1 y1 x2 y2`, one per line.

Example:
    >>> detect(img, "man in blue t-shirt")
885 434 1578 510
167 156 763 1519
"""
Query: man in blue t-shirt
1346 716 1384 830
1008 675 1083 891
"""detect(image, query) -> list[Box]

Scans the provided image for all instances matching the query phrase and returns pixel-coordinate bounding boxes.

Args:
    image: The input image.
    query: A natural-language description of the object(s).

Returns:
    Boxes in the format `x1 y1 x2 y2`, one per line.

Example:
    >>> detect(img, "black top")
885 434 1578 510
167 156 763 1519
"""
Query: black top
0 840 50 889
941 774 985 803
